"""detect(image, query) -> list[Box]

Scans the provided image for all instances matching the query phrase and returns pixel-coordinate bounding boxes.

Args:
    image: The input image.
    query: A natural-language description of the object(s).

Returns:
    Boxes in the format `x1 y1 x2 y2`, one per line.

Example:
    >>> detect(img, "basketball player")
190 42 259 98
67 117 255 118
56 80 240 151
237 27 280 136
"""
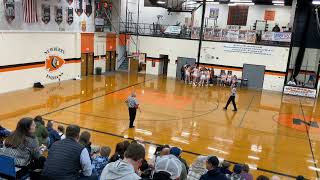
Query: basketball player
224 84 237 111
125 92 140 128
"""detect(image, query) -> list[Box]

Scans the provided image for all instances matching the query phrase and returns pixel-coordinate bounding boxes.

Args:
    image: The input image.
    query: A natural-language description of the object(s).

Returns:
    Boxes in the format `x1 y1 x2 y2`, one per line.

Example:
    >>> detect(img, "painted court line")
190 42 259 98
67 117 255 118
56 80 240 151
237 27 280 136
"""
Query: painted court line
238 95 255 128
41 77 157 117
299 98 319 178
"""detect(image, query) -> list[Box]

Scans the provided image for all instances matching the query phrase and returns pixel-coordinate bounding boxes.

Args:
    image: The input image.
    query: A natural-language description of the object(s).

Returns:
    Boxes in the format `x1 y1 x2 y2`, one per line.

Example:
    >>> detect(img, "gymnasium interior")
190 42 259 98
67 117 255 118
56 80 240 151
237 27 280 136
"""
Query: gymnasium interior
0 0 320 179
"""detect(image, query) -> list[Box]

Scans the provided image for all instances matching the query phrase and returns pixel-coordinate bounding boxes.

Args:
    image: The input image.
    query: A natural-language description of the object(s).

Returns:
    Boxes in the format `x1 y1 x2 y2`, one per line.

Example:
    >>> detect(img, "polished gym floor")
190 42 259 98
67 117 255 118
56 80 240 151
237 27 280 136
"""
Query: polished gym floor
0 72 319 179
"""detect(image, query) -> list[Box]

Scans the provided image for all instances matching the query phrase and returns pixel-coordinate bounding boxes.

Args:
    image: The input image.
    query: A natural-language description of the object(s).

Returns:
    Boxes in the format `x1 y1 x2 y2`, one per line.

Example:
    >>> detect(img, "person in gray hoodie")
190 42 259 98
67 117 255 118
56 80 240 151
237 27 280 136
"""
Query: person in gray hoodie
100 143 145 180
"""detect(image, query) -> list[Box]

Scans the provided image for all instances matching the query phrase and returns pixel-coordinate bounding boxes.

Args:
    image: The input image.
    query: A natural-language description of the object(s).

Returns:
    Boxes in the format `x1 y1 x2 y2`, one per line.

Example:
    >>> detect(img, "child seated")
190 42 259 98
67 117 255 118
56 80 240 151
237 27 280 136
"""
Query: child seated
0 125 10 148
92 146 111 177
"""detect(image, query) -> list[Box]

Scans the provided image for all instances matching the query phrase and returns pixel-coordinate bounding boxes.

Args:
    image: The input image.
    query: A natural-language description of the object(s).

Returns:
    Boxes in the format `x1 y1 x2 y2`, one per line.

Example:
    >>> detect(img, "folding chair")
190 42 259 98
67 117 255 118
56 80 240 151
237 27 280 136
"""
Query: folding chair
0 155 30 180
0 155 16 179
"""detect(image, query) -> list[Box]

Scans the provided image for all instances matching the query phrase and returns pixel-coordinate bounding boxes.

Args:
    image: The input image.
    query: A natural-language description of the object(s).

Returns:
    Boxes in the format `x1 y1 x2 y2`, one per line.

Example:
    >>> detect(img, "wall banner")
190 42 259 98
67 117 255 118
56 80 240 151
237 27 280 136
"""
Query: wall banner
283 86 317 98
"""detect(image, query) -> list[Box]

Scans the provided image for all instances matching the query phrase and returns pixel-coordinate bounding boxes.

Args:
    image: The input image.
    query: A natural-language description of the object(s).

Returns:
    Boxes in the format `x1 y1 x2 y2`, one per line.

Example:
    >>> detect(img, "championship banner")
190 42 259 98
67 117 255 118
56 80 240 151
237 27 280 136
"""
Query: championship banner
67 7 74 25
283 86 317 98
84 0 92 17
41 4 50 24
55 6 63 25
67 0 73 5
75 0 83 16
4 0 15 23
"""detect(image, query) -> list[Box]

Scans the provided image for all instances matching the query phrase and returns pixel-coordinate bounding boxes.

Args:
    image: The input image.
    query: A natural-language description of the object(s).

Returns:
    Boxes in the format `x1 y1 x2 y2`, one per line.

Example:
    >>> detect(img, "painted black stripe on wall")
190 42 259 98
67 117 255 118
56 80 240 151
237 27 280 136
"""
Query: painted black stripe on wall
94 55 107 58
0 58 81 69
126 33 290 48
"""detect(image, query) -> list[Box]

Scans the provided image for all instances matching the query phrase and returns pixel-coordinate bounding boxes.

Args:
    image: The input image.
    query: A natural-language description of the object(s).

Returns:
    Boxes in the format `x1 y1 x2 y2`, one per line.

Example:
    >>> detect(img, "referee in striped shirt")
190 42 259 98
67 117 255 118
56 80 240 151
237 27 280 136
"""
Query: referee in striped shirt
125 92 140 128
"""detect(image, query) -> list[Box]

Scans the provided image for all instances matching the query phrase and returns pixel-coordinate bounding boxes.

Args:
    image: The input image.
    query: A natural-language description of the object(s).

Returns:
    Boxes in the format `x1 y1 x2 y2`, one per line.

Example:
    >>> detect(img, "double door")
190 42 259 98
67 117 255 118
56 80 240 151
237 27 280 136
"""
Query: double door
81 53 94 76
106 51 116 72
176 57 196 79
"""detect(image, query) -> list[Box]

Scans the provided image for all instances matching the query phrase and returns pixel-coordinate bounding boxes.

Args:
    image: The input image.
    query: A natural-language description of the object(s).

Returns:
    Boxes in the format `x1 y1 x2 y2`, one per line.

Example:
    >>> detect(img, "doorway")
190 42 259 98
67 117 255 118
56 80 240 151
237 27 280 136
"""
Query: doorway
106 51 116 72
176 57 196 79
242 64 265 89
160 54 169 76
81 53 94 76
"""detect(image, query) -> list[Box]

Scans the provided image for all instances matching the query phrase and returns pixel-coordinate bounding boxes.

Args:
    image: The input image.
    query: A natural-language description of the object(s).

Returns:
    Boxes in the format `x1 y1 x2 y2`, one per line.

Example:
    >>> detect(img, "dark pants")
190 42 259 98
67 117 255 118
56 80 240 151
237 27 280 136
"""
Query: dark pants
181 71 185 80
129 108 137 127
225 96 237 110
17 156 46 179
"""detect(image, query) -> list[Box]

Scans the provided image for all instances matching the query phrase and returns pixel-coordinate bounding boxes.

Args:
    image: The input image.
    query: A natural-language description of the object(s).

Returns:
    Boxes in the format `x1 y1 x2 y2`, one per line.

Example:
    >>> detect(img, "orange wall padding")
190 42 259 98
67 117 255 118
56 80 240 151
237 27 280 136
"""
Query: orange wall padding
119 34 130 46
81 33 94 53
106 32 117 51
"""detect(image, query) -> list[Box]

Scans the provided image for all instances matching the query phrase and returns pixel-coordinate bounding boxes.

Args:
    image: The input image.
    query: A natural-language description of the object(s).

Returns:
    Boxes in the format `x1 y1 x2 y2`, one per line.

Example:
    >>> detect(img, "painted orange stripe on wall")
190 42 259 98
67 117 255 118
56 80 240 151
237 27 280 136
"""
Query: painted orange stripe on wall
200 64 286 76
0 60 81 72
265 71 286 76
66 60 81 64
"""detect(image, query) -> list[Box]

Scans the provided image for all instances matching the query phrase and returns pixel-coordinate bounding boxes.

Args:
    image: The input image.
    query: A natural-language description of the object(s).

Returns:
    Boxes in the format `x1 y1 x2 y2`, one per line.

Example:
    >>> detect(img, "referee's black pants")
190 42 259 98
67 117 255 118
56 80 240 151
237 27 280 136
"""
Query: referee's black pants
225 95 237 111
129 107 137 127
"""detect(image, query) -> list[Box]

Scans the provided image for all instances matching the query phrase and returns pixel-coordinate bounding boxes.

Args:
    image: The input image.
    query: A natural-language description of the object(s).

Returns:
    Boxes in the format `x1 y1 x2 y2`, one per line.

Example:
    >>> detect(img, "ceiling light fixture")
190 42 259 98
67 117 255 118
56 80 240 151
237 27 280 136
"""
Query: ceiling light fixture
157 0 166 4
230 0 252 2
235 2 255 5
272 0 284 3
208 1 220 4
312 1 320 4
273 3 284 6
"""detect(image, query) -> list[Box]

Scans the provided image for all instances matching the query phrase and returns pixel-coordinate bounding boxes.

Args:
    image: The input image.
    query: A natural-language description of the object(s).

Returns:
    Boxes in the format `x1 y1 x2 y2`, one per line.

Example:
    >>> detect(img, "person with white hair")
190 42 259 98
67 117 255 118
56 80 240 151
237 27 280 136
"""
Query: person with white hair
125 91 140 128
187 155 208 180
152 154 182 180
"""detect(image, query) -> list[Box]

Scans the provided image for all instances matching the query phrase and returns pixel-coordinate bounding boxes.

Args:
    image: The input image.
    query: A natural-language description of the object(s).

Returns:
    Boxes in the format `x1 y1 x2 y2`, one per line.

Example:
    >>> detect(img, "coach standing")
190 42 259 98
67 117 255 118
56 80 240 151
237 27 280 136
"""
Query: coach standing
125 92 140 128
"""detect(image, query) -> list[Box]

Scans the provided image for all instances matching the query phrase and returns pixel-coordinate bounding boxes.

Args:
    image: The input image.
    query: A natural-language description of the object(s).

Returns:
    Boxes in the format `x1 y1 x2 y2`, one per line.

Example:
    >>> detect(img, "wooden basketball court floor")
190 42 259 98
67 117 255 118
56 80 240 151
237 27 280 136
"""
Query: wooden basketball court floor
1 72 320 179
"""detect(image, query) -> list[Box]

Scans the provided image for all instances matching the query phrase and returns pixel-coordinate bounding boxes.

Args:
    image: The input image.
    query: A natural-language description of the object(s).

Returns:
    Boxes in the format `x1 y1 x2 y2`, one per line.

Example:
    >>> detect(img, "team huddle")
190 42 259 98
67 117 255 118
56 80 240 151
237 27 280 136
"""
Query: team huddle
181 65 238 87
182 65 214 87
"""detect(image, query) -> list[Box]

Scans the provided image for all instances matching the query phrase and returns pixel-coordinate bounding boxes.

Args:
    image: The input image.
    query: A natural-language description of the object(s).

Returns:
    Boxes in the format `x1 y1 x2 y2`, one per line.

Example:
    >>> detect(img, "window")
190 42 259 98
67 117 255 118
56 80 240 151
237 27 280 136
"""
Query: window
227 6 249 26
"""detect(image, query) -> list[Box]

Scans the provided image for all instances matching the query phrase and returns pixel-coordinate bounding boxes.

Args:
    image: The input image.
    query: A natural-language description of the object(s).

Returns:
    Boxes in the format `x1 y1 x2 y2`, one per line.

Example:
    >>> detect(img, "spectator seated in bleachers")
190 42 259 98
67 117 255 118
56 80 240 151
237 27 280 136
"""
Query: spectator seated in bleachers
100 143 145 180
219 161 232 175
0 125 10 148
46 120 61 147
34 116 49 147
227 164 245 180
241 164 253 180
57 125 66 140
150 154 183 180
200 156 228 180
92 146 111 178
0 118 46 178
187 155 207 180
41 124 97 180
79 131 92 155
170 147 188 180
109 141 125 163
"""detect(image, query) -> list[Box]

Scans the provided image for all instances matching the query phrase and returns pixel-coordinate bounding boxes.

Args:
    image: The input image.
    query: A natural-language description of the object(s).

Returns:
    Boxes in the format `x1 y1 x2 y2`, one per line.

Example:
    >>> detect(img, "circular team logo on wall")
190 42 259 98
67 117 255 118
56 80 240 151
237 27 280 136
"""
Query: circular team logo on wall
45 47 65 80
